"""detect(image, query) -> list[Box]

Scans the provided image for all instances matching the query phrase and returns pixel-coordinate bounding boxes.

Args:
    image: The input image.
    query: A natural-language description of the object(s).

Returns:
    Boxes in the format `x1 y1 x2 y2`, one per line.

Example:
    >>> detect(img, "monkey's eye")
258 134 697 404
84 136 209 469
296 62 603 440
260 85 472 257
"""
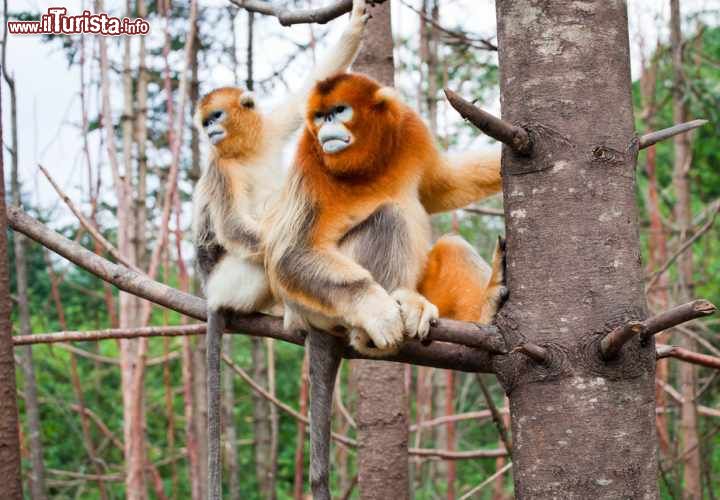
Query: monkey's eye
203 110 225 128
335 104 353 122
313 111 325 126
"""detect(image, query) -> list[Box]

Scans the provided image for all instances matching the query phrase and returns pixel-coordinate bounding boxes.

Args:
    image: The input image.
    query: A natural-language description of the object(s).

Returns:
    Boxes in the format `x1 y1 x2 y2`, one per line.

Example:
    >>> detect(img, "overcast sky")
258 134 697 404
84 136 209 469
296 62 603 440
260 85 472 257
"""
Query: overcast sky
2 0 719 217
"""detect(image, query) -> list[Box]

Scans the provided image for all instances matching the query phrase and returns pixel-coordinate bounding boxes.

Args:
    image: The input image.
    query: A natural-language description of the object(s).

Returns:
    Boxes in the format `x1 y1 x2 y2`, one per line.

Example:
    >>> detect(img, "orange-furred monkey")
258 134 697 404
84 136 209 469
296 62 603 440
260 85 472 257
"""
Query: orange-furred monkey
264 72 504 499
192 3 369 498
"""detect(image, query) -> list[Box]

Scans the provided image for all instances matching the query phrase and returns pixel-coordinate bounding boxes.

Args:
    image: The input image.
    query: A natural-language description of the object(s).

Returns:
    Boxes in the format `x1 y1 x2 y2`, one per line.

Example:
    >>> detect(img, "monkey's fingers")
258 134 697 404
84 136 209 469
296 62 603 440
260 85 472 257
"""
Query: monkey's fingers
392 288 439 341
351 0 370 25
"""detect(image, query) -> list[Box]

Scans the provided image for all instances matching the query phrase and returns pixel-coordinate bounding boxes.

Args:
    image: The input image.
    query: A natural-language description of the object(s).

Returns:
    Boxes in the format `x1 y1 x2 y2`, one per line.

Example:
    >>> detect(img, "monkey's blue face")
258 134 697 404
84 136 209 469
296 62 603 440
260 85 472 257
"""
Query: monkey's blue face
202 110 227 145
313 104 354 154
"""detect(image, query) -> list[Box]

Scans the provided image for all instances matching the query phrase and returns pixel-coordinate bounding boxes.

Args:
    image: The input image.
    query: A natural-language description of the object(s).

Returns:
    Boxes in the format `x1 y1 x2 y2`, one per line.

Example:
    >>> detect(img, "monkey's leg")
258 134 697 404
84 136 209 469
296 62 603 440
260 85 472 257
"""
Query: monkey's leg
307 330 344 500
206 309 225 500
419 235 507 323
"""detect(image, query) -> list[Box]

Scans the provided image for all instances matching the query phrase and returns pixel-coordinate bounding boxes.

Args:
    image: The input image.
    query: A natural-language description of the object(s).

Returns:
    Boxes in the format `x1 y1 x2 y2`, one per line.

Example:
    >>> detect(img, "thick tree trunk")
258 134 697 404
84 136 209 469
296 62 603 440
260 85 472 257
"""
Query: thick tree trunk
0 77 23 499
351 3 409 499
494 2 657 497
669 2 701 498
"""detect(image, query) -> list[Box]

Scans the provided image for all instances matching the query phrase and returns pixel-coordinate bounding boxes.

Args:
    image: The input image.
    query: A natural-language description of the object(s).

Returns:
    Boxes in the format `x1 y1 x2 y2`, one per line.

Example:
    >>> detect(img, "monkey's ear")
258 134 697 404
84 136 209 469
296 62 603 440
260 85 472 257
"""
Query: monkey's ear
240 92 256 109
372 86 398 107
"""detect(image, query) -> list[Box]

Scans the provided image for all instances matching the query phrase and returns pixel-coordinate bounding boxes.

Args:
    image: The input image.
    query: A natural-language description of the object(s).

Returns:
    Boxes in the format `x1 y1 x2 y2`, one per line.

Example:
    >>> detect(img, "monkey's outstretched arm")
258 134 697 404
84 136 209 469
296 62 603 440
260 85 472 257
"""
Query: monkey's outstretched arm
419 150 502 214
267 0 368 140
306 330 344 500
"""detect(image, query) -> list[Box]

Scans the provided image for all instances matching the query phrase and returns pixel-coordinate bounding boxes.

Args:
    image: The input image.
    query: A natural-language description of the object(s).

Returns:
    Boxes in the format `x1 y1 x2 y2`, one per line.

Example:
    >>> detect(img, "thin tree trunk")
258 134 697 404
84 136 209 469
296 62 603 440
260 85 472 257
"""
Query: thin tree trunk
669 2 701 498
494 2 657 497
267 339 279 499
444 371 456 500
251 337 273 497
639 50 673 456
96 0 145 495
4 28 46 498
194 337 209 499
0 53 23 498
135 0 149 270
492 396 511 500
351 5 409 498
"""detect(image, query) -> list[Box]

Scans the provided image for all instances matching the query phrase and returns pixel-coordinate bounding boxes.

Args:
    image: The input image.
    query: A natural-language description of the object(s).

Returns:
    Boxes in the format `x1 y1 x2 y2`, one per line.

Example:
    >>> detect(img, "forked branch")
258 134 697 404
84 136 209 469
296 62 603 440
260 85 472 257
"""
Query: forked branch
599 300 717 360
444 88 532 155
638 119 708 150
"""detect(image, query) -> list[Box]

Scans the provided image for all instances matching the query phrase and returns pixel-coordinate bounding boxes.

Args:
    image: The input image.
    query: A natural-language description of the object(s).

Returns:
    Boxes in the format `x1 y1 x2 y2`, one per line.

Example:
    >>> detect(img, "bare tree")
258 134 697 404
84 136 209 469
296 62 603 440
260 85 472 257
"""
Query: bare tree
491 1 657 496
670 2 702 497
351 3 410 498
0 43 23 499
2 8 47 496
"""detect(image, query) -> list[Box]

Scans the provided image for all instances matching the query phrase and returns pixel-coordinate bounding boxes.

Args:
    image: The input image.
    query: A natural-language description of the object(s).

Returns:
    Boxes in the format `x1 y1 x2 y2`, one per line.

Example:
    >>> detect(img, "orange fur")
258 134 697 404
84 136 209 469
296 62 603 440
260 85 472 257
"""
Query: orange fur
418 235 505 324
197 87 263 161
265 72 503 356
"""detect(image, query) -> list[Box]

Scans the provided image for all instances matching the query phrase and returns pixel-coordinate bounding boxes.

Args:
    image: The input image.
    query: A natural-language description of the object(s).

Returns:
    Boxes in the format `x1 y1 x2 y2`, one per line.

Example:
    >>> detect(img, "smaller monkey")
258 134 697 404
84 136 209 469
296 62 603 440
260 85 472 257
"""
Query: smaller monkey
192 3 369 498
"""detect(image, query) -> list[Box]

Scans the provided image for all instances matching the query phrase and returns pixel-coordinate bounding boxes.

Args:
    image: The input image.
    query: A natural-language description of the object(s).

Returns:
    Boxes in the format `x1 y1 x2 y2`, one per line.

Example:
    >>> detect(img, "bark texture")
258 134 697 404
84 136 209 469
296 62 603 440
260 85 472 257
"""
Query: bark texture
669 1 701 497
0 66 23 500
351 3 409 499
494 1 657 498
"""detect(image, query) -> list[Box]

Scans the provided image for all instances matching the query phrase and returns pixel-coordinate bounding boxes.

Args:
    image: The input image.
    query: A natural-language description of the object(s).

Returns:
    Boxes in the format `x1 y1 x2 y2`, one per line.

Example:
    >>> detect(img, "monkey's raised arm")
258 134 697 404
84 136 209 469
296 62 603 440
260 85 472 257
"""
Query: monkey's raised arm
266 0 368 141
419 150 502 214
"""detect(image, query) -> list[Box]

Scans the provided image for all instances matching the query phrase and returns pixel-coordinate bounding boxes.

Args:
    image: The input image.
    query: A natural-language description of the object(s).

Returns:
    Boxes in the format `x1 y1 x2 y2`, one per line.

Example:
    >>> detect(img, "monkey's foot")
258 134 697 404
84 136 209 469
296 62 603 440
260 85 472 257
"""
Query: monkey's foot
483 237 509 320
391 288 439 341
352 287 405 352
351 0 370 27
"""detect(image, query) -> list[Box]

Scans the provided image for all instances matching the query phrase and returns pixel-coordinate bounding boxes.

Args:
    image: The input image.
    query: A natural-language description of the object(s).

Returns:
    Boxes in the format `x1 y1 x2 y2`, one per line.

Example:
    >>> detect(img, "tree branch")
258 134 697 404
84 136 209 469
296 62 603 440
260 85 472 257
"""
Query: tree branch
638 119 708 150
37 164 140 273
600 321 646 360
511 342 548 364
656 344 720 370
229 0 386 26
642 300 717 341
463 206 504 217
408 448 507 460
646 200 720 290
444 88 532 155
599 300 717 360
7 207 500 372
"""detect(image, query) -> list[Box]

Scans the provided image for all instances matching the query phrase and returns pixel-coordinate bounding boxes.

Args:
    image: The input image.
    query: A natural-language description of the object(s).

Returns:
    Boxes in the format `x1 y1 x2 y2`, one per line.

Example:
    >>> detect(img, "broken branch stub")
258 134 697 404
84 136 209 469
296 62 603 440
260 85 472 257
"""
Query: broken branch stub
600 321 646 361
638 119 708 150
599 299 717 361
444 88 532 156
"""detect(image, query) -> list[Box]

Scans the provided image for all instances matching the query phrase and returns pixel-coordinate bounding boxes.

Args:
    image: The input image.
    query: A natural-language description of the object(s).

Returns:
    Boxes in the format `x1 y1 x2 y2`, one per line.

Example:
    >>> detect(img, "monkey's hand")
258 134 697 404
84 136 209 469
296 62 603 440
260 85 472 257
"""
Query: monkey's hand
348 285 404 354
351 0 370 30
391 289 439 341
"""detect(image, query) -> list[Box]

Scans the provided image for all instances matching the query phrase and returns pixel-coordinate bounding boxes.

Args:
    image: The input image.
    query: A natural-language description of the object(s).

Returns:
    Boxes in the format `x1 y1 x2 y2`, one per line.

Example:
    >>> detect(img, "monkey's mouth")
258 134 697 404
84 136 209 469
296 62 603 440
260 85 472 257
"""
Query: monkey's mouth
208 130 225 145
321 136 352 154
